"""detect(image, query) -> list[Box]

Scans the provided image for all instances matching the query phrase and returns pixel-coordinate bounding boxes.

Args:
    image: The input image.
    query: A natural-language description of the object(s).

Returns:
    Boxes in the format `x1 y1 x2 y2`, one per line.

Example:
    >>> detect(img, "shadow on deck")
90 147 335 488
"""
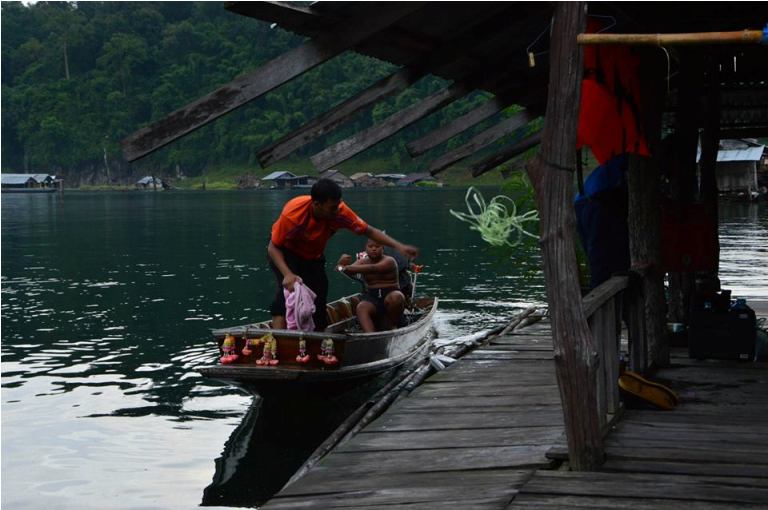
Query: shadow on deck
511 352 768 509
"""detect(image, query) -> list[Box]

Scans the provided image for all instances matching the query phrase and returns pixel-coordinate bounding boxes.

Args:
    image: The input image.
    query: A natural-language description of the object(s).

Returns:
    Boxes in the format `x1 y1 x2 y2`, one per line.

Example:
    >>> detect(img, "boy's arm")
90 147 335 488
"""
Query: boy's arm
336 253 354 267
342 256 395 276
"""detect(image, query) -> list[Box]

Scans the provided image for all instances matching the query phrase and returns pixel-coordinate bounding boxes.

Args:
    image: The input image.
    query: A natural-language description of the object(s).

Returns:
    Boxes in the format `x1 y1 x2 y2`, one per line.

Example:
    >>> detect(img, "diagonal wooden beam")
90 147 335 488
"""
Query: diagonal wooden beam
257 66 422 168
406 99 507 157
310 81 470 172
471 131 542 177
120 3 424 162
308 41 529 173
427 111 533 176
257 7 519 168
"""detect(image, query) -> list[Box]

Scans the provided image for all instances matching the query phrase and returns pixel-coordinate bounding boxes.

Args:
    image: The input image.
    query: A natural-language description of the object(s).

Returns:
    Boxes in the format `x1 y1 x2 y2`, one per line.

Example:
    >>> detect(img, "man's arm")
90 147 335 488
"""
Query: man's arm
364 226 419 260
267 241 301 292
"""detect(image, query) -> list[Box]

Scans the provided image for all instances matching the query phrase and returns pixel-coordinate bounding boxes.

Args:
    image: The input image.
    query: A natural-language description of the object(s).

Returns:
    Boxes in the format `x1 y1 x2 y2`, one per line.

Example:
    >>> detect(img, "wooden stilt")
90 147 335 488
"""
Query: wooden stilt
526 2 603 471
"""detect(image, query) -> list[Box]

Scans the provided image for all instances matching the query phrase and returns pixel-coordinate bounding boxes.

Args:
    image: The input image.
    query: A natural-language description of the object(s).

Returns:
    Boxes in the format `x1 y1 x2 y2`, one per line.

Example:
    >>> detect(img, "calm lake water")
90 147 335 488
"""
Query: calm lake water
2 189 766 509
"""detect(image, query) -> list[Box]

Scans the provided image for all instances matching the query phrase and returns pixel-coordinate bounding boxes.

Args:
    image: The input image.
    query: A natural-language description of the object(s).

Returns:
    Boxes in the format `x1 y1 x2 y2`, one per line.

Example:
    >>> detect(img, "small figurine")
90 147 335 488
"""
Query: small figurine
220 333 238 364
257 333 279 366
241 334 263 357
318 338 338 365
268 336 279 366
296 338 310 364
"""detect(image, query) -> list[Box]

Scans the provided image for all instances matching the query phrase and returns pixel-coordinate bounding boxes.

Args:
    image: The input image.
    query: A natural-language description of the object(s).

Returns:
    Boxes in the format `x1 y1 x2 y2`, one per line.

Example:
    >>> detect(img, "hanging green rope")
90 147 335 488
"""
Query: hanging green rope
450 186 539 248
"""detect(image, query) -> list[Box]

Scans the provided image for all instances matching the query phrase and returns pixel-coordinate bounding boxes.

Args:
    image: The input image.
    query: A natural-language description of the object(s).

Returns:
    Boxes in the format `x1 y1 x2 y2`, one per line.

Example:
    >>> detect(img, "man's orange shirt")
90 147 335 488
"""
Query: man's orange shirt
271 196 368 260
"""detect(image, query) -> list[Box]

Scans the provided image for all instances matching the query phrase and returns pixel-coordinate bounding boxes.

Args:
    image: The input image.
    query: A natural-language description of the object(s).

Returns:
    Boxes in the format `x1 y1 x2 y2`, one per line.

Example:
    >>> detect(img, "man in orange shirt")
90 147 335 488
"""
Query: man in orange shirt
268 178 418 331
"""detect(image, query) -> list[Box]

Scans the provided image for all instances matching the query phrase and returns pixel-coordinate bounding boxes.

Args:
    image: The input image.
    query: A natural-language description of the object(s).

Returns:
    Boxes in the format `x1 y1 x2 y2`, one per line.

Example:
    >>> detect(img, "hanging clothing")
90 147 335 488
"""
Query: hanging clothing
284 281 317 331
577 18 650 164
575 154 631 289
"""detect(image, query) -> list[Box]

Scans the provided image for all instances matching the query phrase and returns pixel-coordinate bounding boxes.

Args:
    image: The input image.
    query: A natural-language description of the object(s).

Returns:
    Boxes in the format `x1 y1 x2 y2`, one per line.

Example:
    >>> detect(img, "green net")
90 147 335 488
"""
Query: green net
450 186 539 248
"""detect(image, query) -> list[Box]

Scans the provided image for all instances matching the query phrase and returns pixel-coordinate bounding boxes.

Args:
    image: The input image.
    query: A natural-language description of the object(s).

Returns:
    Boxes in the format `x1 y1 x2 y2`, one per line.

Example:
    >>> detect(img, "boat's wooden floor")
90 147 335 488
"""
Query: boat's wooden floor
263 318 768 509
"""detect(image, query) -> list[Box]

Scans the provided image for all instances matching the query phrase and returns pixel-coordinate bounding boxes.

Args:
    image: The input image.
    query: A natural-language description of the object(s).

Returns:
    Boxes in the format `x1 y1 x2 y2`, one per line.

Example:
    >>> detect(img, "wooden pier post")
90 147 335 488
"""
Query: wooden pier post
699 57 721 271
667 51 703 326
527 2 603 470
628 50 668 369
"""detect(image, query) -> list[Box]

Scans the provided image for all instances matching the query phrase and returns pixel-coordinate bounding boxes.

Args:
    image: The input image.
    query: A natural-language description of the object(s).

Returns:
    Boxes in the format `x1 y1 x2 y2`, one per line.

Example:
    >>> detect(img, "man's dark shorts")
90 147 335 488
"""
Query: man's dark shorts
269 246 328 331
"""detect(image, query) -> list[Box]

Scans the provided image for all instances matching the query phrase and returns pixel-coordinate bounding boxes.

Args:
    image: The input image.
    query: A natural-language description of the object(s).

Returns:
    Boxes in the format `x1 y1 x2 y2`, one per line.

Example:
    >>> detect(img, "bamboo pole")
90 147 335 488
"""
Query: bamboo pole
578 30 765 46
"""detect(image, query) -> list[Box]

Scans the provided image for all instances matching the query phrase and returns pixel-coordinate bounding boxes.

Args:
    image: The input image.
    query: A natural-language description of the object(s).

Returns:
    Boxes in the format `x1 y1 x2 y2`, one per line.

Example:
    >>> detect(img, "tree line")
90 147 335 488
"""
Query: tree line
2 1 498 185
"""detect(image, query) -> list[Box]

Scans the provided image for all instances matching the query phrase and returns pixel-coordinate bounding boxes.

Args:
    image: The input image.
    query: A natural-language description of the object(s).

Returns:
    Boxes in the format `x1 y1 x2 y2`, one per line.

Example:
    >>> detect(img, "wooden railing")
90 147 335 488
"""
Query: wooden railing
582 269 648 434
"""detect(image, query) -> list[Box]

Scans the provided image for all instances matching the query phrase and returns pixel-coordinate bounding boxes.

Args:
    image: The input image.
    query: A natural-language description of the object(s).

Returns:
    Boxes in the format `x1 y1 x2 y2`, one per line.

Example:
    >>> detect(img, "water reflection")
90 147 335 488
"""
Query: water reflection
718 202 768 299
201 380 388 508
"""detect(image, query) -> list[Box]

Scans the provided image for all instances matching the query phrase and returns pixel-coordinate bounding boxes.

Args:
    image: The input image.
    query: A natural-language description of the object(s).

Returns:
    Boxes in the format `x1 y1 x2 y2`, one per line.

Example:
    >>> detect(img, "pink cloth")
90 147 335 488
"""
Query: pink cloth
284 282 317 331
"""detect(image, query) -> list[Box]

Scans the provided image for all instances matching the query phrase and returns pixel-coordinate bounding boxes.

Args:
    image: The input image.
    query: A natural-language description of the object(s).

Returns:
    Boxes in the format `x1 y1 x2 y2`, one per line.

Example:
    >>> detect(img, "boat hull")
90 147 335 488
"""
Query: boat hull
198 296 437 395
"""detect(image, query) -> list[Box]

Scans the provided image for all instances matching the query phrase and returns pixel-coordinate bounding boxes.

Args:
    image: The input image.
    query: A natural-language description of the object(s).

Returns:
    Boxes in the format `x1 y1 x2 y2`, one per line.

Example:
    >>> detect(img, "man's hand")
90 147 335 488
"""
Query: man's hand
337 254 353 266
398 243 419 260
282 273 302 292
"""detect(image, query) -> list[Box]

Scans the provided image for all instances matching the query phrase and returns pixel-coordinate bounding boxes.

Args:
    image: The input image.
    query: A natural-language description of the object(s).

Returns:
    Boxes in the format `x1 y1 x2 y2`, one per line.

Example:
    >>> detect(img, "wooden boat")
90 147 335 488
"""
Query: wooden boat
198 294 437 395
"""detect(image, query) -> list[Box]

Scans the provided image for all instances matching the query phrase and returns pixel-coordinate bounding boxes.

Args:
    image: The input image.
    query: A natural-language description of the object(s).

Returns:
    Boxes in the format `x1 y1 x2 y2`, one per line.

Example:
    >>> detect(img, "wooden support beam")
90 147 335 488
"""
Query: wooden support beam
667 50 703 327
470 131 542 178
121 3 424 162
526 2 602 470
628 49 668 370
407 99 506 157
257 8 520 167
225 1 327 32
700 58 722 271
310 82 469 172
427 111 533 176
257 67 421 168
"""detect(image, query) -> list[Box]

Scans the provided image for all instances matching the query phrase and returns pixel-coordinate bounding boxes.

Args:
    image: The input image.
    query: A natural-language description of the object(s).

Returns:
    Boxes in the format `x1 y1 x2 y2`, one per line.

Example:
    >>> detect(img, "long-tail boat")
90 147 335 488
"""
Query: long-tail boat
198 294 437 396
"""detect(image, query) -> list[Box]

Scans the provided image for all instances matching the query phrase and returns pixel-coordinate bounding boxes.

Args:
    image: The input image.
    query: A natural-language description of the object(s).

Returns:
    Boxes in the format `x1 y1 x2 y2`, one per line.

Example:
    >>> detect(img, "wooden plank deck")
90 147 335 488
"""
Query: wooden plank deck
263 313 768 509
263 319 564 509
509 353 768 509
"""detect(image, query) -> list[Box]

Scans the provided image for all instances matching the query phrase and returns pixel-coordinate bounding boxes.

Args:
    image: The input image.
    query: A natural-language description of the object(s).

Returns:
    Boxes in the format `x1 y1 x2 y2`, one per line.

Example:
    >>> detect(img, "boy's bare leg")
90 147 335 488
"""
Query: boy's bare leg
384 291 406 330
355 301 377 333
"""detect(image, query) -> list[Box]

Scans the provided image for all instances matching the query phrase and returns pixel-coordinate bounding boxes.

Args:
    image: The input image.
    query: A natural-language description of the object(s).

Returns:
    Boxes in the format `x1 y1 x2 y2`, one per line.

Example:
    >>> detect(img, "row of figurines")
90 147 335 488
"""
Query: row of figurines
220 332 338 366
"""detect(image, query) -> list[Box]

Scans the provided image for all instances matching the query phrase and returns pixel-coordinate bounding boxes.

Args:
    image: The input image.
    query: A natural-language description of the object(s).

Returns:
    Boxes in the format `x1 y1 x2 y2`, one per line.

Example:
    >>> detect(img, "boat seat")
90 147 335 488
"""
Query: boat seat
337 299 353 320
326 304 339 325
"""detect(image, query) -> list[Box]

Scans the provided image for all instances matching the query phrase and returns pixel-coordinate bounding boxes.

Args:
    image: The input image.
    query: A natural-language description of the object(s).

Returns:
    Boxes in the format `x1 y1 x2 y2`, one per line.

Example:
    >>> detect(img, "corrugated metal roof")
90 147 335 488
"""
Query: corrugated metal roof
696 144 765 163
137 176 162 185
262 171 296 180
1 174 36 185
716 146 764 162
398 173 434 184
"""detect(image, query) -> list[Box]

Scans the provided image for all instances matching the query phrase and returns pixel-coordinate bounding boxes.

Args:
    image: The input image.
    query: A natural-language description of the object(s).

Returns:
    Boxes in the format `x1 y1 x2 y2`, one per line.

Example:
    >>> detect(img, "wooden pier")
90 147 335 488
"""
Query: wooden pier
264 318 563 508
263 312 768 509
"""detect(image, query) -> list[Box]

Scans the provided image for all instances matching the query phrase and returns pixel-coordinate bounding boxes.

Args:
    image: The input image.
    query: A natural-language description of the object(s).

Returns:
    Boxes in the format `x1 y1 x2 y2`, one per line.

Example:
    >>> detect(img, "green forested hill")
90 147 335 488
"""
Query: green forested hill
2 1 507 187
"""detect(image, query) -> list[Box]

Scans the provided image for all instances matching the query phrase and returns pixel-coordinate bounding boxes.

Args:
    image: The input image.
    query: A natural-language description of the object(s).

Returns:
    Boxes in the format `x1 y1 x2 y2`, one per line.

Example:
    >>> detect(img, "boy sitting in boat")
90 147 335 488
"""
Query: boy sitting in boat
337 239 406 333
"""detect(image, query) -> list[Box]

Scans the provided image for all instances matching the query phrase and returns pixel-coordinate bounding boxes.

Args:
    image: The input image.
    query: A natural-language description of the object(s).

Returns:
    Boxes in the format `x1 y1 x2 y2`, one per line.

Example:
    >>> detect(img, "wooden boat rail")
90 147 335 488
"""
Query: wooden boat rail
581 268 648 435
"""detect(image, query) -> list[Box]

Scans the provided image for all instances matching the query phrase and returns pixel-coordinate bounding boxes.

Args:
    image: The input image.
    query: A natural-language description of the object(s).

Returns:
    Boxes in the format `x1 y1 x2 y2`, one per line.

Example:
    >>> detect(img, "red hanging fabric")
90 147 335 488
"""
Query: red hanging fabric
577 19 650 164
